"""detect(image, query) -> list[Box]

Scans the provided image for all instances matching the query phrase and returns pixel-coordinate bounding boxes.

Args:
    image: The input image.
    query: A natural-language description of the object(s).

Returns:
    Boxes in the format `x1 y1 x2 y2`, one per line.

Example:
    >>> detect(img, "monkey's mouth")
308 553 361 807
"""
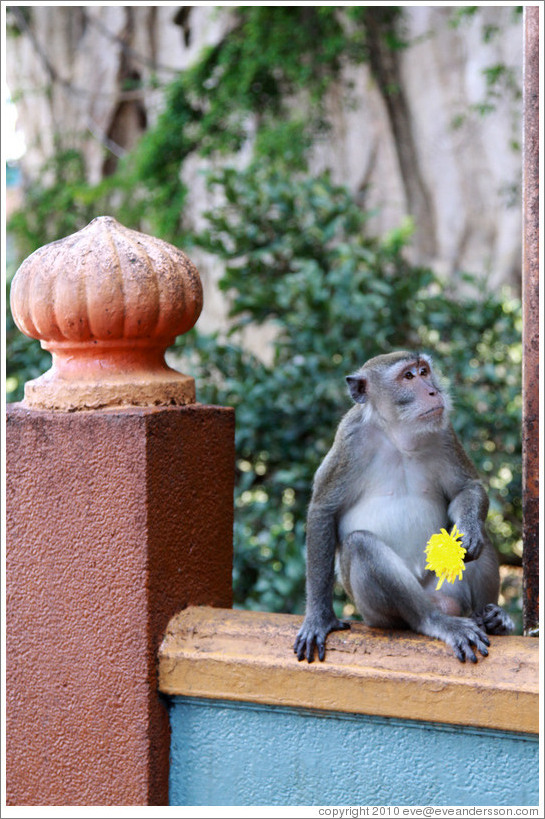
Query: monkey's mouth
420 405 444 418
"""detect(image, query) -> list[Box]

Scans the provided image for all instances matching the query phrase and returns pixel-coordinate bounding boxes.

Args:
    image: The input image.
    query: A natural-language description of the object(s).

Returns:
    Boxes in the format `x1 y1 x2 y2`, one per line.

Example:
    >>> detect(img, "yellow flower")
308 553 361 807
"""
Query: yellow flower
425 524 466 590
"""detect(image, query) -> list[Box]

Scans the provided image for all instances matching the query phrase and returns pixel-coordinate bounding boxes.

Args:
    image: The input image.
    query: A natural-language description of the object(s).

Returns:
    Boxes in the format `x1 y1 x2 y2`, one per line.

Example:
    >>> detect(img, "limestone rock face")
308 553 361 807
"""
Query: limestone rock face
6 5 522 329
309 6 522 289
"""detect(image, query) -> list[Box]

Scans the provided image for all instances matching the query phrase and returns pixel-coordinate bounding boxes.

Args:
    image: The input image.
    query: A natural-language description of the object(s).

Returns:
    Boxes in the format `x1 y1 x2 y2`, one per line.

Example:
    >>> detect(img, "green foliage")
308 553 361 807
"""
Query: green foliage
5 274 51 403
448 7 479 28
188 7 349 113
173 163 522 615
7 149 103 260
448 6 522 136
6 6 32 38
113 3 370 230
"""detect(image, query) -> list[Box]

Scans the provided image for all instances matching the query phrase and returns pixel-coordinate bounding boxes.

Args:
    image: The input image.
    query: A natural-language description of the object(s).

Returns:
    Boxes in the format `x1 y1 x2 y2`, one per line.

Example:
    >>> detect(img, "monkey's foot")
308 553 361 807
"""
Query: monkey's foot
294 615 350 663
473 603 514 635
425 613 490 663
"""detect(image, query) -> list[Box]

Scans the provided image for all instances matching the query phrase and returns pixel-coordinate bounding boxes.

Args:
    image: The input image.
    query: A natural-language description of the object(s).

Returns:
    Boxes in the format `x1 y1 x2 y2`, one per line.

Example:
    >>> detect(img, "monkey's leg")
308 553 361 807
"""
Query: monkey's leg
339 530 490 662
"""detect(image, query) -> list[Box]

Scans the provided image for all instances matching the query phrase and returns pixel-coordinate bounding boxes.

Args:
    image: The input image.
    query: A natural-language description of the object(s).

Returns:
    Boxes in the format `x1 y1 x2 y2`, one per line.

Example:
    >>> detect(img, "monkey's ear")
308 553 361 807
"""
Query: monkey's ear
346 374 367 404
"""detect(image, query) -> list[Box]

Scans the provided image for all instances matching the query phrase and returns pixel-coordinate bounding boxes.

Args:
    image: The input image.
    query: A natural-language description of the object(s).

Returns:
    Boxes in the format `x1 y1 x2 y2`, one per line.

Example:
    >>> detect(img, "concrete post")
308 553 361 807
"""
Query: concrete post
6 218 235 805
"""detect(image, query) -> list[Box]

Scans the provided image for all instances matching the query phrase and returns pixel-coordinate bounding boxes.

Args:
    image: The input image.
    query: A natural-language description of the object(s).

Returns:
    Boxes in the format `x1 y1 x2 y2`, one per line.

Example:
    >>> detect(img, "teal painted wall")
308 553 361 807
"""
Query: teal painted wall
168 697 538 807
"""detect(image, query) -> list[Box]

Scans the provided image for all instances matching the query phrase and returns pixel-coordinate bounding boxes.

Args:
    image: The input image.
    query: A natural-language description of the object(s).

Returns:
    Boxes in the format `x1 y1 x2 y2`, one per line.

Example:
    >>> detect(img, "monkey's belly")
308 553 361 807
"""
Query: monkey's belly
338 494 448 577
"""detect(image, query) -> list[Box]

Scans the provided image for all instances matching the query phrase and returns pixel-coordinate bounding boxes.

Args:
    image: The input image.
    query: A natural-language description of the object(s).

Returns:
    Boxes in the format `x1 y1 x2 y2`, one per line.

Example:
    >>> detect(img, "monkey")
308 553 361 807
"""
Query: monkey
294 351 513 664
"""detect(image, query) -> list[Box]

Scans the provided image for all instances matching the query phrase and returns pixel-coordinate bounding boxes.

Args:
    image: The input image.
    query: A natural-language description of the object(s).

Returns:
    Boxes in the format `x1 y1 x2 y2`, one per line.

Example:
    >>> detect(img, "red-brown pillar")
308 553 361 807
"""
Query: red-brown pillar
6 404 234 805
521 5 539 635
6 218 235 805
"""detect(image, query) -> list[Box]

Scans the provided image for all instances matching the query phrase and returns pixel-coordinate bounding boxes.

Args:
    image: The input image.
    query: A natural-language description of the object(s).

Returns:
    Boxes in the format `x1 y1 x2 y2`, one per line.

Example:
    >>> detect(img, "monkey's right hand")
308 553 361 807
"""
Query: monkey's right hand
294 613 350 663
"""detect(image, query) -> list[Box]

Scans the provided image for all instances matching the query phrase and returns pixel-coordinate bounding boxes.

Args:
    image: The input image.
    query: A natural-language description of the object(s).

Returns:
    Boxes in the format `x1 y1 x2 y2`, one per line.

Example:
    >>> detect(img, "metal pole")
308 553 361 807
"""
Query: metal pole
522 6 540 635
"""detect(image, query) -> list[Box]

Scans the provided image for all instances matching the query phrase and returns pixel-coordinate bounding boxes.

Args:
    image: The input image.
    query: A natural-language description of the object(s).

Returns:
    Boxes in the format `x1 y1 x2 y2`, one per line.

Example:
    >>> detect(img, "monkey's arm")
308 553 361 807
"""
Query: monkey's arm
448 479 489 561
294 431 356 664
444 431 490 562
294 499 349 663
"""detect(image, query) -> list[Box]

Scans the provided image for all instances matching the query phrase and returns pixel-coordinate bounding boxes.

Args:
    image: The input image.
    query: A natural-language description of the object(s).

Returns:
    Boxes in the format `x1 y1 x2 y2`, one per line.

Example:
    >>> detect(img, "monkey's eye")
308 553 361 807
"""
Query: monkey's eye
420 367 429 377
404 371 414 380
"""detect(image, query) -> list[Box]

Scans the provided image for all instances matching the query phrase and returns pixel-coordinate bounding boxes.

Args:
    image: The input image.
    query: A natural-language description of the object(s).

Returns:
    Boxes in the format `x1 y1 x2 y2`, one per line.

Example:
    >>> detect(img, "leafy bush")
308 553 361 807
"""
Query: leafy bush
171 163 522 616
7 149 103 260
5 276 51 403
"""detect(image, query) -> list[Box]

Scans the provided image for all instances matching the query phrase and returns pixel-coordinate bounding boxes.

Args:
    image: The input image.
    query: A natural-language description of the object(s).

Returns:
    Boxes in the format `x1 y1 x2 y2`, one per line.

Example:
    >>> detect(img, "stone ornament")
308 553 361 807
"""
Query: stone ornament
10 216 203 410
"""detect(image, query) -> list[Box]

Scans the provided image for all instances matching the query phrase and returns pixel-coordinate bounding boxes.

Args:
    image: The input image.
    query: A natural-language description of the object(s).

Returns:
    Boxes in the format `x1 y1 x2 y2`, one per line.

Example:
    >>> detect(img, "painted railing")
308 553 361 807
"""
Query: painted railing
158 607 538 806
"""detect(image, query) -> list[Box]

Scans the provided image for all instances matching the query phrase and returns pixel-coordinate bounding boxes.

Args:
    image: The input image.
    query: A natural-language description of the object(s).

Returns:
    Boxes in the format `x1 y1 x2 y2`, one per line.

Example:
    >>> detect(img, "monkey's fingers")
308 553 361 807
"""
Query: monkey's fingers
316 620 351 660
474 627 490 651
294 632 316 663
316 636 326 662
294 619 351 663
461 531 484 563
476 603 514 635
453 641 477 663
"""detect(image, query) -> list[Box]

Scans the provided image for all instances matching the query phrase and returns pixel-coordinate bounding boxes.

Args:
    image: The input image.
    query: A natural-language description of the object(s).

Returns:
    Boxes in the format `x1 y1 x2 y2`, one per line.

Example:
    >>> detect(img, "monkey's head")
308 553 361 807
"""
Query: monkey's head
346 351 451 432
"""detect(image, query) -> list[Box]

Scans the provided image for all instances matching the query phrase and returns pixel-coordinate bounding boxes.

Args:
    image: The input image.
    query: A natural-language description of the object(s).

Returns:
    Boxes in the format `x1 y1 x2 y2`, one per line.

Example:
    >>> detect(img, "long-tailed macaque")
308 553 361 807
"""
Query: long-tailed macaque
294 351 513 664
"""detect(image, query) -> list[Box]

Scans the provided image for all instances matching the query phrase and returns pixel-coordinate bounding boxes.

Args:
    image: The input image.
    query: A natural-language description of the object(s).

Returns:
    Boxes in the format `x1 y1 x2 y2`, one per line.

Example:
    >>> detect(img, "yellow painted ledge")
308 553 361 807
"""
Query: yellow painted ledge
158 606 539 735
